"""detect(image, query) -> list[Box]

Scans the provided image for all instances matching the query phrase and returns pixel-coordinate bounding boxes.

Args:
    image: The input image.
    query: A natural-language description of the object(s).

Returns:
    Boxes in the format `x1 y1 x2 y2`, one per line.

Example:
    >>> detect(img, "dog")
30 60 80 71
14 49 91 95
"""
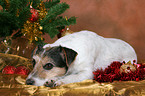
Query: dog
26 30 137 87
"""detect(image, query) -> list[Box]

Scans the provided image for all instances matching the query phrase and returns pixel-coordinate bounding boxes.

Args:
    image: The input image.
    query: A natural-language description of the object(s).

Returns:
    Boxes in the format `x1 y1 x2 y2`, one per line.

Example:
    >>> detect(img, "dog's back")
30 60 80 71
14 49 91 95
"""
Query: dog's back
44 30 137 70
94 37 137 70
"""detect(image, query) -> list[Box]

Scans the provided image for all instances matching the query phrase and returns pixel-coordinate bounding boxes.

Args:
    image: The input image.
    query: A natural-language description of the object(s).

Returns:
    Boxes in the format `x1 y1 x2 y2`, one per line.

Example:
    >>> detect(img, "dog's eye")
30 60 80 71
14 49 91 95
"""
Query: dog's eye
43 63 53 70
32 59 36 67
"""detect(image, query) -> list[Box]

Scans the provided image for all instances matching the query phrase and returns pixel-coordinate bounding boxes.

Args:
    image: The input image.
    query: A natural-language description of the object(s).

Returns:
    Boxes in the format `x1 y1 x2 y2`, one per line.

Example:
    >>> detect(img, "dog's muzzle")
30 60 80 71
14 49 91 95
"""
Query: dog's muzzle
26 79 35 85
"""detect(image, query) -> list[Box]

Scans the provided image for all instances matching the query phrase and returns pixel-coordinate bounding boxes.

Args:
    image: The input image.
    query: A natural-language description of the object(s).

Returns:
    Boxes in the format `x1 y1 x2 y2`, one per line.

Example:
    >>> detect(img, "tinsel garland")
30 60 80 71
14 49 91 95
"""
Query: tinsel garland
93 61 145 83
21 1 46 43
2 65 29 75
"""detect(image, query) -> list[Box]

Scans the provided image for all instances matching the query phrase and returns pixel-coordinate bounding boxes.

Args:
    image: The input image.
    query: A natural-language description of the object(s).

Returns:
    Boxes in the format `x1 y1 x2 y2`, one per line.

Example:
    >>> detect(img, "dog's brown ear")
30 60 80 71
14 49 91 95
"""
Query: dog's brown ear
60 46 78 66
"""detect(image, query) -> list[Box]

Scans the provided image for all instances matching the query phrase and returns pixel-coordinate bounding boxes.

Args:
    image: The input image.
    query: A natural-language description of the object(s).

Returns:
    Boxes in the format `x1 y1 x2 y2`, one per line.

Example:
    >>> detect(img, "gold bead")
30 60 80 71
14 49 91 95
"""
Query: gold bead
41 37 44 40
39 26 43 30
62 27 73 37
35 37 38 41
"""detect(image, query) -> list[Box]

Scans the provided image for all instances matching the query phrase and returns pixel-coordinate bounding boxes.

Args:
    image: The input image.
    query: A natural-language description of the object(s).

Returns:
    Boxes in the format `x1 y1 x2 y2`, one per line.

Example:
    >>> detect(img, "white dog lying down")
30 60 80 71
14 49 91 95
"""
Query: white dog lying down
26 30 137 87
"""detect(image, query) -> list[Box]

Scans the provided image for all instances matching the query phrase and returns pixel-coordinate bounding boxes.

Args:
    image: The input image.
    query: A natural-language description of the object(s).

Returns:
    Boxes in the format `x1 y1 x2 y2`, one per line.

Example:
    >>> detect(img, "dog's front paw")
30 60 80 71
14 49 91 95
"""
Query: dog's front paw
44 77 60 87
44 80 64 87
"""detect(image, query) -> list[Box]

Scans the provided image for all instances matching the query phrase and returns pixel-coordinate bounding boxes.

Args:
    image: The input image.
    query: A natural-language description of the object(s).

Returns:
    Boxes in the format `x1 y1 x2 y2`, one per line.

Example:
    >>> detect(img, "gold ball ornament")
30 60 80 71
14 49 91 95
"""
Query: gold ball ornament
62 28 73 37
39 26 43 30
120 61 136 73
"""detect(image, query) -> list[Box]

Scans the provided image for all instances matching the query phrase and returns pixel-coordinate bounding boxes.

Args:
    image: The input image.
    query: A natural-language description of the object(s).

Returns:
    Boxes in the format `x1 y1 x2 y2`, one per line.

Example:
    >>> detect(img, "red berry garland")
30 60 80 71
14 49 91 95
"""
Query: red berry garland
93 61 145 83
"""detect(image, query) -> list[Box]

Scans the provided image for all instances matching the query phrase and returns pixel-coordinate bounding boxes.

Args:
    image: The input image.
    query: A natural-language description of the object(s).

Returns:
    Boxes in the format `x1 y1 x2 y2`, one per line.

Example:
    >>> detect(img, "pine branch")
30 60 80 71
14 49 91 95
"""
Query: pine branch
29 0 41 9
0 12 18 28
0 12 19 37
18 7 31 27
42 16 76 38
0 0 6 10
0 25 11 37
43 25 59 38
48 28 59 38
18 0 29 8
0 0 3 5
9 0 30 13
46 16 76 28
67 16 77 25
0 12 11 22
44 0 60 8
40 2 69 26
9 0 21 14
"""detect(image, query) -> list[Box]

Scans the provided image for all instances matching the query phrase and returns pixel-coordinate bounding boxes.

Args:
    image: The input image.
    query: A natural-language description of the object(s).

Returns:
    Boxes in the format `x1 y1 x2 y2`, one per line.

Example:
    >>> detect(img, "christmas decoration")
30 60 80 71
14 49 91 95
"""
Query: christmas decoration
57 16 74 38
1 36 12 53
93 61 145 83
29 7 39 22
0 0 76 44
2 65 29 75
57 28 65 38
21 20 43 43
37 1 47 20
57 27 73 38
2 65 16 74
14 66 29 75
120 61 136 73
62 27 73 37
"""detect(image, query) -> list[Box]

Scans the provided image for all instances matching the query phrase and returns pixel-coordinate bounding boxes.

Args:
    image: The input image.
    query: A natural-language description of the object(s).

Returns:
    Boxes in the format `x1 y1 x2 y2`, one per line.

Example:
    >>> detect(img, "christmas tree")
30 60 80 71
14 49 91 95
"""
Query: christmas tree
0 0 76 44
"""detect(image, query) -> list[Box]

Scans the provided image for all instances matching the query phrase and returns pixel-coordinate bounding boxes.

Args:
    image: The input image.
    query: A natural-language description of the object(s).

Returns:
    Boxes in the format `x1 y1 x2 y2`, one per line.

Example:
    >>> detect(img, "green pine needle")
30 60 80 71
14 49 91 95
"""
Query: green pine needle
43 26 59 38
18 7 31 27
44 0 60 8
41 2 69 25
29 0 41 9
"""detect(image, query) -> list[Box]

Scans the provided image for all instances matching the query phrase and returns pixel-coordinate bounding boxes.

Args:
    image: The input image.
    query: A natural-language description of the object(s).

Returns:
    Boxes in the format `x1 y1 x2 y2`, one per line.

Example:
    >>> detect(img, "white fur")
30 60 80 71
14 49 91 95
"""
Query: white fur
42 30 137 85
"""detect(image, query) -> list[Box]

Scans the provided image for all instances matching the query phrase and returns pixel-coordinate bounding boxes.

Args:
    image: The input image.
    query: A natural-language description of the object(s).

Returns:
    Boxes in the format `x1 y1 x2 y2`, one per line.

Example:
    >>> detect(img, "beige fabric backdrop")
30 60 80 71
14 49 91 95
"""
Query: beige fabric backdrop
47 0 145 62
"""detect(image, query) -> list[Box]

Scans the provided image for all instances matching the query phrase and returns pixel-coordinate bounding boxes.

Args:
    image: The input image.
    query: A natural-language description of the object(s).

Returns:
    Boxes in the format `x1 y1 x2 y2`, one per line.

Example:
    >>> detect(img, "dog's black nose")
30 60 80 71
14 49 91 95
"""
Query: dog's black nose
26 79 35 85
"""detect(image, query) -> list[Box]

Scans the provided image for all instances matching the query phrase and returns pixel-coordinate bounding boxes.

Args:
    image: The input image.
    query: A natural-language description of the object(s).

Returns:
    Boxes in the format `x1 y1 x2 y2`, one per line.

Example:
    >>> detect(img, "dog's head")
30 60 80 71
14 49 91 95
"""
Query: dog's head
26 45 77 86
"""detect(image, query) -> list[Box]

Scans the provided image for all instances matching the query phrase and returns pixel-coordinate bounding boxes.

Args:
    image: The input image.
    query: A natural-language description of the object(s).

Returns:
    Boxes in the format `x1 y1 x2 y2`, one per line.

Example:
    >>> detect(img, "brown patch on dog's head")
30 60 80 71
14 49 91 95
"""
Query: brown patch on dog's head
30 56 66 79
26 45 77 86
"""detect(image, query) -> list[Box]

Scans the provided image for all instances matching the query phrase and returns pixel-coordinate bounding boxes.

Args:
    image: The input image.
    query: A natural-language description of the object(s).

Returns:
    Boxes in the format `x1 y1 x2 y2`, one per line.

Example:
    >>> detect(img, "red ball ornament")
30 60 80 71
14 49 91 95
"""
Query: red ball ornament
59 29 65 33
14 66 29 75
57 29 65 38
29 7 39 22
2 66 16 74
136 78 139 81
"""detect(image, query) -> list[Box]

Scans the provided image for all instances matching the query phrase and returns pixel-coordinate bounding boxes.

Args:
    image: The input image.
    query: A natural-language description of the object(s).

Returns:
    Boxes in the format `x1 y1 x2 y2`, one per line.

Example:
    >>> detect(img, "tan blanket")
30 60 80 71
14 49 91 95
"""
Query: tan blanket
0 53 145 96
0 74 145 96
